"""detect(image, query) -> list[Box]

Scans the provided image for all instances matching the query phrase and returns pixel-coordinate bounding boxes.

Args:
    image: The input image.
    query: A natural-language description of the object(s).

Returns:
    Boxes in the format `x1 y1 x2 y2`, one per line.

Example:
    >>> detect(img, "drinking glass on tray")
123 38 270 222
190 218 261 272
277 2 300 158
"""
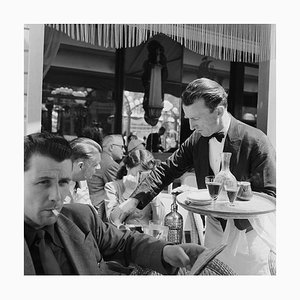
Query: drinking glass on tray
224 182 241 206
205 175 222 201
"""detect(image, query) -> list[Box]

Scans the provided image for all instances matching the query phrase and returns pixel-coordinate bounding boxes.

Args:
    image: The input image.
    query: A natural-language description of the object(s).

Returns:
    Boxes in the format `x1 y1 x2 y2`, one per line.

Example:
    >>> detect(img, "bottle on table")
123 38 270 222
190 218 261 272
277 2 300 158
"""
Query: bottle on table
164 192 183 244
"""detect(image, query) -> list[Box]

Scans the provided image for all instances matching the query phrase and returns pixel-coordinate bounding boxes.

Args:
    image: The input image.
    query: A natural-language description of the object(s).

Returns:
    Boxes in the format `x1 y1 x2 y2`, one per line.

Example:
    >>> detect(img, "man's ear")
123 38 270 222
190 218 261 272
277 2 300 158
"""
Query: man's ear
216 105 225 117
109 144 114 152
77 161 84 170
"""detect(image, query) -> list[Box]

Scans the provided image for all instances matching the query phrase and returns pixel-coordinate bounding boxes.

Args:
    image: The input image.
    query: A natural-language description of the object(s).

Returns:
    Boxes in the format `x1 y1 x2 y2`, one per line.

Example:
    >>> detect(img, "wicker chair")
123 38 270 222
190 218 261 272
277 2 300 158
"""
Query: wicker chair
130 265 162 275
199 258 236 275
130 258 237 276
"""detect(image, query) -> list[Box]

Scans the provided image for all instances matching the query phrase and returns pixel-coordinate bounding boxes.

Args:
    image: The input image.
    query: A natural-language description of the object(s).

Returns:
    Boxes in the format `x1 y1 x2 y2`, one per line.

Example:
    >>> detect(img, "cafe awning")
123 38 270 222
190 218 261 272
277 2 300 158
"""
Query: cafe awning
46 24 274 63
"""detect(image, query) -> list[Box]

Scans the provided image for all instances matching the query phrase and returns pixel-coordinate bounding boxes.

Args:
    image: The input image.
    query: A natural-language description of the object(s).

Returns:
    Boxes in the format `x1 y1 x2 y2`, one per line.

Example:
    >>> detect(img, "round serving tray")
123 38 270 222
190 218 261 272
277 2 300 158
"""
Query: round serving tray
177 189 276 219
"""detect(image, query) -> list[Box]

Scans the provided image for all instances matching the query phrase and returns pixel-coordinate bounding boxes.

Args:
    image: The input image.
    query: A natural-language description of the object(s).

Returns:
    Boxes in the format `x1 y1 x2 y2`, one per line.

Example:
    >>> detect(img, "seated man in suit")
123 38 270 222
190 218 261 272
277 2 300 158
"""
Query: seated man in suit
64 137 101 206
87 134 125 219
24 132 208 275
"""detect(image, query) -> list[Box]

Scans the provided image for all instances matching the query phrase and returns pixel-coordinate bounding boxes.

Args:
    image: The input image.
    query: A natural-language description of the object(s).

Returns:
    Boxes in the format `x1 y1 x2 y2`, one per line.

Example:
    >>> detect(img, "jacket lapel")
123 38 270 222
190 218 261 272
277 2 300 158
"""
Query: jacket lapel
195 136 210 188
24 240 36 275
56 214 101 275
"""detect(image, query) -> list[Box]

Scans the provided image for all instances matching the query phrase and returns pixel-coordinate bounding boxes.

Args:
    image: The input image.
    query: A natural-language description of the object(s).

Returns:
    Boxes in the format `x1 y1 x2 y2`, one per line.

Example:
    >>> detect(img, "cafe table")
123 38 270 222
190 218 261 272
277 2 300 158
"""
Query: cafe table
176 189 276 275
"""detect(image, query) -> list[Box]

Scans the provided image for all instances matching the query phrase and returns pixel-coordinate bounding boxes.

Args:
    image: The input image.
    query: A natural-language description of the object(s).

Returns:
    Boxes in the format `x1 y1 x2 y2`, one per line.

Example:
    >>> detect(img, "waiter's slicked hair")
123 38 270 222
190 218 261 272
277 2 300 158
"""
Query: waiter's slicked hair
181 77 228 112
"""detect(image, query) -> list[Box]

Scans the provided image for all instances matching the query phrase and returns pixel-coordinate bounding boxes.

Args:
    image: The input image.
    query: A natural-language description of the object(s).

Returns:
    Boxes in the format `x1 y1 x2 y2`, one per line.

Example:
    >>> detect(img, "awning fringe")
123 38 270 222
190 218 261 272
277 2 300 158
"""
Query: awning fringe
47 24 274 63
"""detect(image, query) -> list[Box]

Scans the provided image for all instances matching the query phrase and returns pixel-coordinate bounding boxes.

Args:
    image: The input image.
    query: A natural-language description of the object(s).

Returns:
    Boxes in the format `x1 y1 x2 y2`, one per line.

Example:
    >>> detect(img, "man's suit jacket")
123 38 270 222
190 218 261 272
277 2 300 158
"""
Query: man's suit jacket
87 152 120 208
24 204 173 275
131 116 276 208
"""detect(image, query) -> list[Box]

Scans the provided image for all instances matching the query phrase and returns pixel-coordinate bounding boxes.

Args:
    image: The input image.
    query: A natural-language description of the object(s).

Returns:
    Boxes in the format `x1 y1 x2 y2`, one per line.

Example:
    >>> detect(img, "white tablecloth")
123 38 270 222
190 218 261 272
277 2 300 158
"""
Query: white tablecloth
204 212 276 275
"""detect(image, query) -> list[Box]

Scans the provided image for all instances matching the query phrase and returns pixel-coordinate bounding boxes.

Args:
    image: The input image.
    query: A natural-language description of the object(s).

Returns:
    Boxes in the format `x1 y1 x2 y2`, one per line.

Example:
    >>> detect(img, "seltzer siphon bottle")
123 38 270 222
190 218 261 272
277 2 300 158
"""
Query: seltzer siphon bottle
164 192 183 244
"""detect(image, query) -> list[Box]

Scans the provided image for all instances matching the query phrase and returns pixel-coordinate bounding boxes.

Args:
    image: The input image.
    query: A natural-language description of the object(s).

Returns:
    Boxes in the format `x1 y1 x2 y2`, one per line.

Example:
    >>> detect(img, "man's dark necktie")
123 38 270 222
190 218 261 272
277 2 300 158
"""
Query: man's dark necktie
74 181 80 192
208 131 225 143
35 230 62 275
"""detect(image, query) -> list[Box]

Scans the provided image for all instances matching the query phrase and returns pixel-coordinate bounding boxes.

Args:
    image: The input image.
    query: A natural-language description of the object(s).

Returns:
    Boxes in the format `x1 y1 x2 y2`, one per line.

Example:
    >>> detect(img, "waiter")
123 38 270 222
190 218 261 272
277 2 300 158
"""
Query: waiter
114 77 276 274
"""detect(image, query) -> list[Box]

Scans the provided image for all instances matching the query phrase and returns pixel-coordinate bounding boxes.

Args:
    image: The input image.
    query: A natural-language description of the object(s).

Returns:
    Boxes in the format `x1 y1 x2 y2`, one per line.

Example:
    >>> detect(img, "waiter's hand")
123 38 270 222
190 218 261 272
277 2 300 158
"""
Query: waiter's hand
163 243 206 270
117 197 139 223
171 185 198 195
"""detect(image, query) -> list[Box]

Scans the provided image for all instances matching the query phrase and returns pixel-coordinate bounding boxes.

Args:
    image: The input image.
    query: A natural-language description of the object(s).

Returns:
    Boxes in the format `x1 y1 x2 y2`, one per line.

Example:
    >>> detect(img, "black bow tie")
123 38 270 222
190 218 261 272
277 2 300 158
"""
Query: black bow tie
208 132 225 142
74 181 80 191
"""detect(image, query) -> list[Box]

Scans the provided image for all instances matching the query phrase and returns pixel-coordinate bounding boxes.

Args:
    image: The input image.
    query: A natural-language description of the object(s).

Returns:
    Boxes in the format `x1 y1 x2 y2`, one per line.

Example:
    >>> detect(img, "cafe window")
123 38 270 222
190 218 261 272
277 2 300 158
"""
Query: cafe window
42 82 115 139
122 91 181 152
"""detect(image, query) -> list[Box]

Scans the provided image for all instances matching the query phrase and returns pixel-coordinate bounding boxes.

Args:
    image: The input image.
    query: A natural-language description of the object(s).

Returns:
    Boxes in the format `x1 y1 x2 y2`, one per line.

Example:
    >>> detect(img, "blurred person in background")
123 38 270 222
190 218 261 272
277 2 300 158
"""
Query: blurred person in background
127 133 138 144
80 125 104 147
127 138 146 154
146 126 166 152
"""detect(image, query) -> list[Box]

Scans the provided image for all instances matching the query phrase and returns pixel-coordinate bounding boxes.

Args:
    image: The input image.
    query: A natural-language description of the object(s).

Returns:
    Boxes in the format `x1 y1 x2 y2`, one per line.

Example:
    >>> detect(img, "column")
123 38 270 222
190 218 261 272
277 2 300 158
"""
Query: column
24 24 44 135
257 25 276 148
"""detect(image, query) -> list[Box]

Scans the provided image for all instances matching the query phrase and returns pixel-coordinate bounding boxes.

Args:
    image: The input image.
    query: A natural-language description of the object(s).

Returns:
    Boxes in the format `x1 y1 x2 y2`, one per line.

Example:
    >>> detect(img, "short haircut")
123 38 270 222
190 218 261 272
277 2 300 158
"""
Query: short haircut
24 132 72 171
181 77 228 112
69 137 102 162
116 149 158 179
102 134 123 149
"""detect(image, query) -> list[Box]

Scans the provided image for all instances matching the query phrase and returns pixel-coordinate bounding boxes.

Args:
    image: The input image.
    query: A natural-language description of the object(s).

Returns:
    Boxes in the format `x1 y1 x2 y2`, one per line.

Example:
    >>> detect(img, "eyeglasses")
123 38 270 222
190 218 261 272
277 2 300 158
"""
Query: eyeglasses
112 144 124 149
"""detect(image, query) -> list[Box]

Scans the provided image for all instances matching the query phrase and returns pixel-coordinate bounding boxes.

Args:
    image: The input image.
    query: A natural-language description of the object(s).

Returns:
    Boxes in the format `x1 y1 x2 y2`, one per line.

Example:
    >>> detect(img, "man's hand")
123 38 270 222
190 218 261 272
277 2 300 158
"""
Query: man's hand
171 185 198 195
117 197 139 223
163 243 206 270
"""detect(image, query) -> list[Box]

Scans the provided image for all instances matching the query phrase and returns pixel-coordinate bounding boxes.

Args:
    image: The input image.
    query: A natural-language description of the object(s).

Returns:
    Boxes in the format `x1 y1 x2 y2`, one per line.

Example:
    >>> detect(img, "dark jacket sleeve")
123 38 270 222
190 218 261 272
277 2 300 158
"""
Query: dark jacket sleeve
248 131 276 198
234 131 276 230
229 121 276 230
61 204 176 274
131 132 198 209
231 121 276 198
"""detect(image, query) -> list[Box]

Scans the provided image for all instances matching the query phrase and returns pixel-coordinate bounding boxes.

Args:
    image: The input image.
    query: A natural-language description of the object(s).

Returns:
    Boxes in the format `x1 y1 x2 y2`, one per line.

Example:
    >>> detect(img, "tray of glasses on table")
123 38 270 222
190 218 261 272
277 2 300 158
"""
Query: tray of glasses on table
176 189 276 219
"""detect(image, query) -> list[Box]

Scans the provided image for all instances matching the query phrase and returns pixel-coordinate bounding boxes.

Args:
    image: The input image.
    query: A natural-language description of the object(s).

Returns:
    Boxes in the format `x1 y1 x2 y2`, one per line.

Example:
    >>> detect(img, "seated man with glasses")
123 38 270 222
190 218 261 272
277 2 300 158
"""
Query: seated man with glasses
87 134 125 220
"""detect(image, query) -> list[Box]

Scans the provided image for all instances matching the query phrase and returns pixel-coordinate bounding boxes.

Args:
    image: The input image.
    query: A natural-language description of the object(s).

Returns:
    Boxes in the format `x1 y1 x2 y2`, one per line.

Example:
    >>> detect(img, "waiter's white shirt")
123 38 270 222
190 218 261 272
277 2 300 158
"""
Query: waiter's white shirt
208 117 231 175
205 114 230 253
